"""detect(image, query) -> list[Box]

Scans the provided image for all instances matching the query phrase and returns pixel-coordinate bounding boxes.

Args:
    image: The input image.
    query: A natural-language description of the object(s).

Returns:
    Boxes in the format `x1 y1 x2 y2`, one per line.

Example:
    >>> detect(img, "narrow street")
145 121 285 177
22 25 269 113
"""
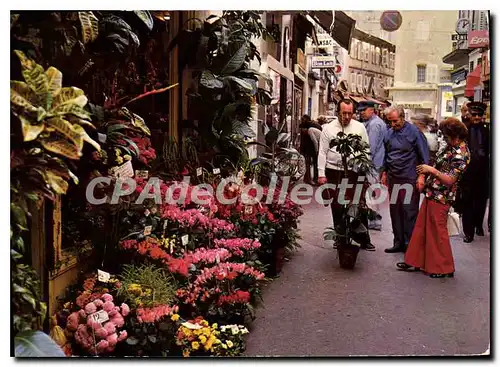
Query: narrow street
245 195 490 356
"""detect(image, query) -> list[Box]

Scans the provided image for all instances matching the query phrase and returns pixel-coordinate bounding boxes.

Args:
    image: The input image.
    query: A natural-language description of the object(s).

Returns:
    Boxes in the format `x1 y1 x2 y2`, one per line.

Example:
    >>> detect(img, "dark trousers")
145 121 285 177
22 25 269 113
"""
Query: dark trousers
388 176 420 250
325 168 371 246
461 160 489 238
304 153 318 183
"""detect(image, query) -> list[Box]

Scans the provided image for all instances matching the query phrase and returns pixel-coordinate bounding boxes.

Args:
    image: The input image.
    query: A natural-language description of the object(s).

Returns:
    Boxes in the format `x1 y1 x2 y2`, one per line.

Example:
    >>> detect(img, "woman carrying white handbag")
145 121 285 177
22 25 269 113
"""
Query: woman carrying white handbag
396 117 470 278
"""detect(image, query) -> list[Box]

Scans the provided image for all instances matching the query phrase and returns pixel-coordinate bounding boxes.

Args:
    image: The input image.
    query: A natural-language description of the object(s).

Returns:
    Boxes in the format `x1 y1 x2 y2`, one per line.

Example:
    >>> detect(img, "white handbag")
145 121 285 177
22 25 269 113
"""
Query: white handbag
447 208 462 236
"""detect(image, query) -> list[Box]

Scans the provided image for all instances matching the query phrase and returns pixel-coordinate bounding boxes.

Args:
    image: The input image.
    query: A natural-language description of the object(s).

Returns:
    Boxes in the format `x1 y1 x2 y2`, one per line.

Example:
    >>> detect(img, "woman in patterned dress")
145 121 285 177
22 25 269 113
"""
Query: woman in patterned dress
396 117 470 278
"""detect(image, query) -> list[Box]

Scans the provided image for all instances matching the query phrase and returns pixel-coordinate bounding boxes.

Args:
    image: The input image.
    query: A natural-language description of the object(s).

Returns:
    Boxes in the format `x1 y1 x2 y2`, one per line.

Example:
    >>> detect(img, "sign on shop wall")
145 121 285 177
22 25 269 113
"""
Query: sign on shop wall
468 30 489 48
441 91 454 117
311 56 338 69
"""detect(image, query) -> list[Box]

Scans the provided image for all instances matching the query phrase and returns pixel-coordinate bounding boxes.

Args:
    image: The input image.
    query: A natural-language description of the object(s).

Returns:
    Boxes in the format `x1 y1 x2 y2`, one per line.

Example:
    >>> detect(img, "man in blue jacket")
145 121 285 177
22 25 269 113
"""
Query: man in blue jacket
358 101 386 231
381 105 430 253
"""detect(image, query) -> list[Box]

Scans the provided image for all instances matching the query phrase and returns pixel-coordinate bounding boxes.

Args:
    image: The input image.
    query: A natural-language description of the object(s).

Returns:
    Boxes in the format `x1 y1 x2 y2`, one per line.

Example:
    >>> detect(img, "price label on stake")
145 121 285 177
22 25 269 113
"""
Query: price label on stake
213 168 220 175
196 167 203 176
182 235 189 246
216 253 221 264
170 241 174 254
144 225 152 236
98 133 107 144
135 170 149 179
90 310 109 325
98 269 111 282
163 220 168 230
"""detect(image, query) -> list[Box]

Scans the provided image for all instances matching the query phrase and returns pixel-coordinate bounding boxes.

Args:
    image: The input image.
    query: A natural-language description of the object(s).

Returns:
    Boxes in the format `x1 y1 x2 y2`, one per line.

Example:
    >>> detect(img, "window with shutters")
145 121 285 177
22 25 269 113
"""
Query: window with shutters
389 53 395 69
382 49 388 67
426 64 438 83
364 75 369 91
350 73 357 93
357 74 363 92
415 20 430 41
375 47 381 65
417 65 426 83
469 60 474 71
371 45 376 64
364 43 370 62
350 39 358 59
357 42 363 61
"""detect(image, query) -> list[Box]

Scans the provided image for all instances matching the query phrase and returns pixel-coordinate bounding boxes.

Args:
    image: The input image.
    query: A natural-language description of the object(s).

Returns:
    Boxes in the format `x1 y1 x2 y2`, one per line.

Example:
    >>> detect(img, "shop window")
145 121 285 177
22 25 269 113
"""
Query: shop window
417 65 426 83
469 60 474 71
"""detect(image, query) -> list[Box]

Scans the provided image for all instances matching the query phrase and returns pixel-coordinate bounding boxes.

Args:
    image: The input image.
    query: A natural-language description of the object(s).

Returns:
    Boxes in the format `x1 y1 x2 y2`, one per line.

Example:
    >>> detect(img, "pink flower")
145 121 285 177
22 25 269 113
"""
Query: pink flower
102 293 113 302
120 303 130 317
118 330 128 342
78 309 87 319
87 318 102 331
110 314 125 328
93 299 104 308
84 302 97 315
103 301 115 313
66 312 80 332
96 340 109 353
95 326 108 339
106 332 118 346
104 321 117 335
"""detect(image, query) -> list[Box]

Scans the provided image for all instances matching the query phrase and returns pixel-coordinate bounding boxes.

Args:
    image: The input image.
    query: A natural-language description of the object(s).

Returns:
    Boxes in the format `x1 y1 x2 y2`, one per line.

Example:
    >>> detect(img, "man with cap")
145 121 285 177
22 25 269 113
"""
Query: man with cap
358 100 386 231
460 102 490 243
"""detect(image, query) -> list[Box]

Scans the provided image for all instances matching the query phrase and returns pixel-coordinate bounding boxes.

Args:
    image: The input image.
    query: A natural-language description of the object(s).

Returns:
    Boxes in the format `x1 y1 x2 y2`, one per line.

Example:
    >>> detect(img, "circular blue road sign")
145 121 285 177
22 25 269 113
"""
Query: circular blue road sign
380 11 403 32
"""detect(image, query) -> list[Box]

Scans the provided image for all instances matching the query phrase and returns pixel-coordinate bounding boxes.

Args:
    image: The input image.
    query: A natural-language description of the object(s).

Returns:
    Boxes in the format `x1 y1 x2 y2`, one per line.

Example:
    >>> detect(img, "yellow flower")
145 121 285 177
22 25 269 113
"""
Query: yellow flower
199 335 207 344
221 344 228 349
226 340 234 348
202 328 211 337
171 314 180 322
191 341 200 350
183 350 190 357
201 320 209 327
211 323 218 329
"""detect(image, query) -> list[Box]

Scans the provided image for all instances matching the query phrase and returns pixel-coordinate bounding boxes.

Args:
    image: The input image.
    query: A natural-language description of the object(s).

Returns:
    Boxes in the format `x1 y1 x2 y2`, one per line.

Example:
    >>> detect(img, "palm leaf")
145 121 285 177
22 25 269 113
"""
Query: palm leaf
134 11 154 31
78 11 99 44
15 331 65 357
220 43 247 75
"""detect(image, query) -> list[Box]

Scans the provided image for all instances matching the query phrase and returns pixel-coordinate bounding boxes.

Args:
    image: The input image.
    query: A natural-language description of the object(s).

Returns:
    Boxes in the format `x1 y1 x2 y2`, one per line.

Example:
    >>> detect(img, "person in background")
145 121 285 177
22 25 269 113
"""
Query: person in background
381 105 430 253
411 114 438 165
460 102 471 125
358 101 386 231
299 115 322 185
396 117 470 278
317 99 375 251
460 102 490 243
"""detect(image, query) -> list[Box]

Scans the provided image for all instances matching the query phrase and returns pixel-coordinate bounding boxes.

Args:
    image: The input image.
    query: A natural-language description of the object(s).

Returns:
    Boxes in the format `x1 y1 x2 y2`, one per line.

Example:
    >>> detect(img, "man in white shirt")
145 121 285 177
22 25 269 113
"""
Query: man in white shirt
317 99 375 251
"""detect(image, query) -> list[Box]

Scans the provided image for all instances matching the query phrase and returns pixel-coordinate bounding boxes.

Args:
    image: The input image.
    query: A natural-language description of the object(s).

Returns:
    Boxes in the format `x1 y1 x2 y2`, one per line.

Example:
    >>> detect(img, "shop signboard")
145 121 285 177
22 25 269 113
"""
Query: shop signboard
468 30 489 48
297 48 306 70
294 64 307 82
312 56 337 69
451 69 468 84
441 91 454 117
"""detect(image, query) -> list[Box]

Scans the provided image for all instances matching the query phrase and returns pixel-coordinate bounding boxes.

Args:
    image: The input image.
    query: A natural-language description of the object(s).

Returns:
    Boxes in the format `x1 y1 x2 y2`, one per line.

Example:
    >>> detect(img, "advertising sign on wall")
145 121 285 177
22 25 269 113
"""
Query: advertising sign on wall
441 91 454 117
468 30 489 48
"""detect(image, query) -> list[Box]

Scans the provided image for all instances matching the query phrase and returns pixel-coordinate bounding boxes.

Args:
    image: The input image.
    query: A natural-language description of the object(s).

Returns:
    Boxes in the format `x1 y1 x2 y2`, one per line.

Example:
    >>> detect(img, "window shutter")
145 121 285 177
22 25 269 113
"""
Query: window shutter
426 64 438 83
350 73 357 92
351 39 357 59
364 43 369 62
382 49 388 67
357 42 363 60
357 74 363 93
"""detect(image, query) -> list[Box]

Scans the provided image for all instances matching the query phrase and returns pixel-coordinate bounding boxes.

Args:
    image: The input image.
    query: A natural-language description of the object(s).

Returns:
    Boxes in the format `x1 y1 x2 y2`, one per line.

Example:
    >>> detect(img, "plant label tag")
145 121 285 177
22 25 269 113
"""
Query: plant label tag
245 205 253 215
144 225 152 236
98 269 111 283
216 254 221 264
163 220 168 229
170 241 174 254
90 310 109 325
182 322 203 330
109 160 134 178
196 167 203 176
135 170 149 179
213 168 220 175
181 235 189 246
98 133 107 144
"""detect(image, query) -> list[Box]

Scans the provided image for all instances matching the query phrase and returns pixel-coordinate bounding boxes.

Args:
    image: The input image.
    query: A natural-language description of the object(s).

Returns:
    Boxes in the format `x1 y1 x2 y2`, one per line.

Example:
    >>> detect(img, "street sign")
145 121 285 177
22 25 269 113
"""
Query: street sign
380 11 402 32
312 56 337 69
452 34 468 41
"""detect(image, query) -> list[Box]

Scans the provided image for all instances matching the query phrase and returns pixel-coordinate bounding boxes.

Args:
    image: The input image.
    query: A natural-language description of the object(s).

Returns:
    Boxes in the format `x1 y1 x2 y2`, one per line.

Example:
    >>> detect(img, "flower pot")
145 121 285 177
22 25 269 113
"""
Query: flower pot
337 245 360 269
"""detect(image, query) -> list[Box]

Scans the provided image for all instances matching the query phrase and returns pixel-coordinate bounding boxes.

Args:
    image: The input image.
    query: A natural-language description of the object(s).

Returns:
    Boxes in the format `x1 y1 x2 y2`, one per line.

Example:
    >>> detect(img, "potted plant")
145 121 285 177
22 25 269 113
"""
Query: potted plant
322 132 373 269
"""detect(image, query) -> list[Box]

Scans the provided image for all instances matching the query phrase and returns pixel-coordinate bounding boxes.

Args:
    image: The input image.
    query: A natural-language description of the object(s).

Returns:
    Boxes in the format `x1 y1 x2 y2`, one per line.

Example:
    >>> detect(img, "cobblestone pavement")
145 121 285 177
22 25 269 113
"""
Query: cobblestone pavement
244 194 490 356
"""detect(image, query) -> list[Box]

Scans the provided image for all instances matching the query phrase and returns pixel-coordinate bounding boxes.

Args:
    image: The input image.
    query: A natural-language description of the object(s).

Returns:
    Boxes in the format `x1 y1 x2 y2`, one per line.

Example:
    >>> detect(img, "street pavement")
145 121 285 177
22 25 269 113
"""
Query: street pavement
244 193 490 356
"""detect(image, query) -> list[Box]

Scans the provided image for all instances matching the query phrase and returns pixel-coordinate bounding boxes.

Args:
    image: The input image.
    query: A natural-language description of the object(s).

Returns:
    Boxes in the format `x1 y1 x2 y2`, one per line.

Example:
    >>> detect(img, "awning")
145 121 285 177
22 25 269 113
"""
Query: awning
442 48 469 67
350 95 366 104
465 65 481 97
307 11 356 51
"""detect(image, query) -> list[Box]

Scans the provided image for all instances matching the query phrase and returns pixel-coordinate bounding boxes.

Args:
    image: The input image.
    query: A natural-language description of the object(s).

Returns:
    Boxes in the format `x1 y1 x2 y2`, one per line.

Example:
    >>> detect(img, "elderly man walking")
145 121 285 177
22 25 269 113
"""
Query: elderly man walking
381 105 430 253
358 101 386 231
318 99 375 251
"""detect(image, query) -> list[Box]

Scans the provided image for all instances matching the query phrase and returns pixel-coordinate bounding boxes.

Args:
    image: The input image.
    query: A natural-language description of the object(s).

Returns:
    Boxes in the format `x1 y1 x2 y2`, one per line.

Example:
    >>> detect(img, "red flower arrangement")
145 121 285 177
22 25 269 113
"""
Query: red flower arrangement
136 304 179 324
214 238 261 257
